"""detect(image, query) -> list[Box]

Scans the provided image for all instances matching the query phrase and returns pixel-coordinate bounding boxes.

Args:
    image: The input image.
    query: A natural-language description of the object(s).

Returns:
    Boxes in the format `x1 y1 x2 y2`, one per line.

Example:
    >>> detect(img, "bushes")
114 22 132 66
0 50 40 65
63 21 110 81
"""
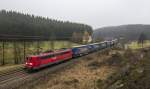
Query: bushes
106 52 125 66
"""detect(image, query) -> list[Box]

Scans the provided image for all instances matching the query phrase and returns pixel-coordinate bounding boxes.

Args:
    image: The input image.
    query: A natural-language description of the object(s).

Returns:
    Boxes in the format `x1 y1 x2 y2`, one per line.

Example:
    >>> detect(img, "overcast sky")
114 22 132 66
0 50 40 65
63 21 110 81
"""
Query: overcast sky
0 0 150 29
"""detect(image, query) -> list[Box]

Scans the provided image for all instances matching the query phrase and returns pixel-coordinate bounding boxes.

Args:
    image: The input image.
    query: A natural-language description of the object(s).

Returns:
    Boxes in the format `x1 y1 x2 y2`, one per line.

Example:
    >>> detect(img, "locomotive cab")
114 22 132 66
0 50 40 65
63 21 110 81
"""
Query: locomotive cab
25 56 40 70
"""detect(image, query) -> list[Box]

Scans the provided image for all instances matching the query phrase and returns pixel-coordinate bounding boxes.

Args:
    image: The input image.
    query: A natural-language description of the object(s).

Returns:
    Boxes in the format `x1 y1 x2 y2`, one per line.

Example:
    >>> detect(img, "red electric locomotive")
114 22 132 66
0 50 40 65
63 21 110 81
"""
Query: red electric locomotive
25 49 72 70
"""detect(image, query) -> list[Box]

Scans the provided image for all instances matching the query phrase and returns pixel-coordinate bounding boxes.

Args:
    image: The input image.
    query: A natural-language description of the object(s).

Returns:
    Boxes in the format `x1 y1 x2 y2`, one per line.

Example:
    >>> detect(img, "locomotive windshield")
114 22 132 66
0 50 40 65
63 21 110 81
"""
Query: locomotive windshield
26 57 32 61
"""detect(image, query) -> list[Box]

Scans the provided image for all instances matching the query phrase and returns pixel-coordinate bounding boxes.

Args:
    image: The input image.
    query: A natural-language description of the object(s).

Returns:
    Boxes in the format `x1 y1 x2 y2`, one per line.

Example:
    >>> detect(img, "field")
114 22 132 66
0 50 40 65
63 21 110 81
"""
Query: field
0 41 78 65
127 40 150 49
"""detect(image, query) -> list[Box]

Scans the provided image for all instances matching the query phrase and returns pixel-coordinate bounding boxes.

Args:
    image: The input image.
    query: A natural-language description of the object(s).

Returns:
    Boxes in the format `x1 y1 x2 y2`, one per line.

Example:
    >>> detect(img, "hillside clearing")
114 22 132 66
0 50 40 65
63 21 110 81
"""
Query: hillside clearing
127 40 150 49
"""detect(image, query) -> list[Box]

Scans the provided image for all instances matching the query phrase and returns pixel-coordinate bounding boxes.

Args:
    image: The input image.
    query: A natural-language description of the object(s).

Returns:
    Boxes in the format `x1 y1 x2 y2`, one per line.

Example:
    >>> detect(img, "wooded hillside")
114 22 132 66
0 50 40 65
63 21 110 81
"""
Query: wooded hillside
0 10 93 40
93 24 150 41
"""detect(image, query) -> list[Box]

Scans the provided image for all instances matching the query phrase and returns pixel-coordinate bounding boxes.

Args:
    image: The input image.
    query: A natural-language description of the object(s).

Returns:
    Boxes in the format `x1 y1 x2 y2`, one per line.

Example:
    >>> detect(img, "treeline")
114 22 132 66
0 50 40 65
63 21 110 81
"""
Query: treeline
0 10 93 40
93 24 150 41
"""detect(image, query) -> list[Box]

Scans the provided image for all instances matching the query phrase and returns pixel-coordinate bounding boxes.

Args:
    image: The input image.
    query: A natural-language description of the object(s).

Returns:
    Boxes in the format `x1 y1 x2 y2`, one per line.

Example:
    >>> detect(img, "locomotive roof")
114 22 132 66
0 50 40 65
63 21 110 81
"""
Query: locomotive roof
28 49 71 57
72 44 88 48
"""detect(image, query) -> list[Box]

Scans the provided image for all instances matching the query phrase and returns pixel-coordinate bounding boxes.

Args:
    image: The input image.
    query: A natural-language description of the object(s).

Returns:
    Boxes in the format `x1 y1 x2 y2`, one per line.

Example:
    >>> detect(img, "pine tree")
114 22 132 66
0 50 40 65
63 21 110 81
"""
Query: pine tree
0 10 93 41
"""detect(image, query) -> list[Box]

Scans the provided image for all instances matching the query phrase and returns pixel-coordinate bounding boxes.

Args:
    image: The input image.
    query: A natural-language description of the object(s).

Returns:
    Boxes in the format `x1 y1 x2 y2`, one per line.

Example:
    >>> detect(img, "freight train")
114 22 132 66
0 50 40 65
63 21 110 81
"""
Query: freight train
25 39 118 71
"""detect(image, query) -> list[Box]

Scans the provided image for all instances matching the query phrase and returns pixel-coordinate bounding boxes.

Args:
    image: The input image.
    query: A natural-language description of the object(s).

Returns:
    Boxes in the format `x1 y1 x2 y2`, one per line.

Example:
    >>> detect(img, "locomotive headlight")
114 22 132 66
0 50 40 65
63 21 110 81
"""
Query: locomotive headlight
29 63 33 65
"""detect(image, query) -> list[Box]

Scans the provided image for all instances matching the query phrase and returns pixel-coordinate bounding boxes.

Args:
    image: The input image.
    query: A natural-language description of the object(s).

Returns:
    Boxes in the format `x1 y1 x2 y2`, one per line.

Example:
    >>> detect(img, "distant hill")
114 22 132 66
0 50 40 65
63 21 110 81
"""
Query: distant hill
93 24 150 41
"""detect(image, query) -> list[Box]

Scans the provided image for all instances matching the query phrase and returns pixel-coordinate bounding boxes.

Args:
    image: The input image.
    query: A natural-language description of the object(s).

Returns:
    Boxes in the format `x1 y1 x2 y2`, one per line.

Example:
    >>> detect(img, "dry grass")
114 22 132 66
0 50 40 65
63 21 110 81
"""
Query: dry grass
127 40 150 49
25 48 150 89
30 50 119 89
96 48 150 89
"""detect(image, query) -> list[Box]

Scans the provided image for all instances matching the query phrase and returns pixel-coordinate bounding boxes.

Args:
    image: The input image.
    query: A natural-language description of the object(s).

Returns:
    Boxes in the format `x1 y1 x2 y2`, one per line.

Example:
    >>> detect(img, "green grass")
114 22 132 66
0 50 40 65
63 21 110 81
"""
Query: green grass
0 41 79 65
127 40 150 49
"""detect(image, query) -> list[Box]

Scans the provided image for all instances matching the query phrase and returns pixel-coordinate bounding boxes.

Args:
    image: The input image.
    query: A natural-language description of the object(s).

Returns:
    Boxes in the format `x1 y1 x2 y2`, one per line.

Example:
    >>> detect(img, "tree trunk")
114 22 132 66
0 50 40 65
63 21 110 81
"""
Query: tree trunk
2 41 5 65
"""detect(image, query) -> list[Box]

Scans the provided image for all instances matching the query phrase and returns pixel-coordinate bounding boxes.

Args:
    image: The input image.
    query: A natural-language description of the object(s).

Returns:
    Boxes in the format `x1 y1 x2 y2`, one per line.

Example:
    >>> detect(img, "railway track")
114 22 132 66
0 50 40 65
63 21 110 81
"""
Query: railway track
0 66 24 77
0 69 27 83
0 66 29 88
0 55 86 89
